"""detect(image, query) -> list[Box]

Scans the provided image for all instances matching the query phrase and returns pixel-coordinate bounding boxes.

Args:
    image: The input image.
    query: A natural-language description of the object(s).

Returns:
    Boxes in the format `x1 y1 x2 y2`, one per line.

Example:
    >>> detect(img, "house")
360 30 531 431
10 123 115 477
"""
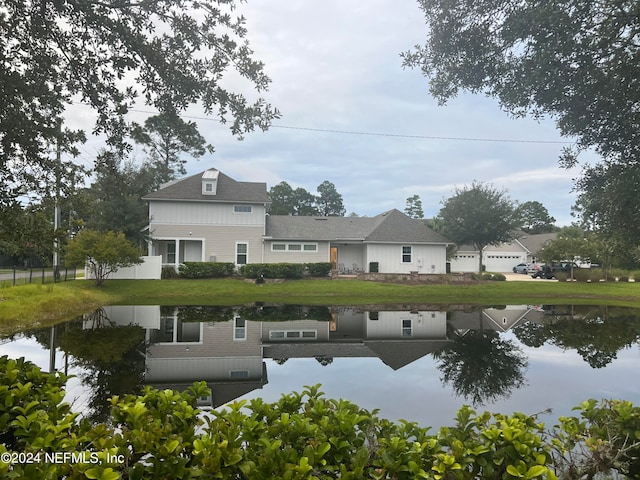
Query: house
448 232 557 273
143 167 451 274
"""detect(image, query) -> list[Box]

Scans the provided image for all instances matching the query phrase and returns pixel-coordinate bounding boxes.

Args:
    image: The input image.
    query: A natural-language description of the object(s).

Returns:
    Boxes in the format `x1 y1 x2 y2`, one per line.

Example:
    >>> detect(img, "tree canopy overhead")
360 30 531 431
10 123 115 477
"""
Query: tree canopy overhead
403 0 640 166
1 0 279 203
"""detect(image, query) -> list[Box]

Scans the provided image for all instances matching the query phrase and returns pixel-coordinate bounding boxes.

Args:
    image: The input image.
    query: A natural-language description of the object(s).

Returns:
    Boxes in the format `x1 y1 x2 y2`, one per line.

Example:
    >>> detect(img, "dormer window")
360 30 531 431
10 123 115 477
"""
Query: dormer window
202 169 219 195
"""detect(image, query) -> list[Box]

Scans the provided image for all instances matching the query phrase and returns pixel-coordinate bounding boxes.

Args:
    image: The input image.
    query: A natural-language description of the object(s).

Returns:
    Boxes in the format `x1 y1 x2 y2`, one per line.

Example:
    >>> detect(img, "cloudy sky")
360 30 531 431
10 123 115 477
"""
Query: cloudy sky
71 0 600 225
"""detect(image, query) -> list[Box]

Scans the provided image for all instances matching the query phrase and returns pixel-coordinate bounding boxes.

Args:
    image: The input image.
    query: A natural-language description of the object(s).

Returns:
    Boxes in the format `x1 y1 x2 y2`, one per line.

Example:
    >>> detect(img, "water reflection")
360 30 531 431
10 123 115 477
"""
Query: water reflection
3 304 639 425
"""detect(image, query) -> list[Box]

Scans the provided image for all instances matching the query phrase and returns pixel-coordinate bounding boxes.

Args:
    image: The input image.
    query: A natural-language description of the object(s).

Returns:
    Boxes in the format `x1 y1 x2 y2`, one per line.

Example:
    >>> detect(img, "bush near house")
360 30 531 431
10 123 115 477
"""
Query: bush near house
2 355 640 479
240 262 332 279
179 262 235 279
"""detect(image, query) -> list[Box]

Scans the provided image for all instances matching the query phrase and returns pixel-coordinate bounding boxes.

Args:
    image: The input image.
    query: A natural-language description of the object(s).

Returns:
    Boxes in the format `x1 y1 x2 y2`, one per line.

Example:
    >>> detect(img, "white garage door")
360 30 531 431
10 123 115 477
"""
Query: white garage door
449 253 479 272
485 254 526 272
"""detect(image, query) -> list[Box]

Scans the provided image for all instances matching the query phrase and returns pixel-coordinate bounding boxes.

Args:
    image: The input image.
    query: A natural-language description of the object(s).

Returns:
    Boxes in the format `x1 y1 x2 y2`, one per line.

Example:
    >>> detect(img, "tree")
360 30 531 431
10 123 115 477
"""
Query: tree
434 329 528 405
65 230 143 286
438 182 519 272
403 0 640 167
572 162 640 258
1 1 279 204
404 195 424 219
315 181 346 216
79 151 156 246
268 180 346 216
131 111 214 186
538 230 589 278
514 201 557 234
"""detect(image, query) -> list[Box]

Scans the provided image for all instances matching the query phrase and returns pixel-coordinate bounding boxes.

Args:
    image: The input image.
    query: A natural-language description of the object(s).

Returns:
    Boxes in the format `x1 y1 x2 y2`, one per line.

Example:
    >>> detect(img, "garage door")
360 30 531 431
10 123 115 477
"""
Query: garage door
485 254 526 272
449 253 479 272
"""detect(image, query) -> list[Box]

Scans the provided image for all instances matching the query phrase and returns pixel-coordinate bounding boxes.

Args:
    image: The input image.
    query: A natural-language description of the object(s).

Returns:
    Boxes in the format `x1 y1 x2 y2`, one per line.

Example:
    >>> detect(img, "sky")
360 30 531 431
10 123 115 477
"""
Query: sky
68 0 601 225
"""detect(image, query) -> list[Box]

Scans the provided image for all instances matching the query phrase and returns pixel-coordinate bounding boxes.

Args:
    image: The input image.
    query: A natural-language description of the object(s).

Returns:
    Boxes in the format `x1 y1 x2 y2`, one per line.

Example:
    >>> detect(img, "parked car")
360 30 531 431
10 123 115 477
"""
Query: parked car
513 263 533 274
531 262 579 279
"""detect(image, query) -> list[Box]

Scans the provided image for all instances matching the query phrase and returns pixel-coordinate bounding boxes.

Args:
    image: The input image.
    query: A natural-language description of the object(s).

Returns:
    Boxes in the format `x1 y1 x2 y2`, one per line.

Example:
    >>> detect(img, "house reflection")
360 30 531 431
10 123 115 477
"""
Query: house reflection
96 304 544 408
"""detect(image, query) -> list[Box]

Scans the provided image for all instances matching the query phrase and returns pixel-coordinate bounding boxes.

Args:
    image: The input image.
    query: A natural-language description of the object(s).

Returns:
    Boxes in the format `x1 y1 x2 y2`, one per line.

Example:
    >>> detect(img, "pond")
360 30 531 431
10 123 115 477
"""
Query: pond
2 303 640 429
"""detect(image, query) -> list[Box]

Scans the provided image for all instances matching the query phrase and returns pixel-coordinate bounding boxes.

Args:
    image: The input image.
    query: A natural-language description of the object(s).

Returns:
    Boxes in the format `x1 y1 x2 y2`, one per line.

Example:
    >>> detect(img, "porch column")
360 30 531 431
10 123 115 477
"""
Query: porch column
175 239 181 270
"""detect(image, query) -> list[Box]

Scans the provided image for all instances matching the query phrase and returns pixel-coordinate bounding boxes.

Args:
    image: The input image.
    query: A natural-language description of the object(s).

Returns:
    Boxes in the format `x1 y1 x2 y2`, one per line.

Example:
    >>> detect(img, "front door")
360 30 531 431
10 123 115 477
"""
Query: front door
330 247 338 269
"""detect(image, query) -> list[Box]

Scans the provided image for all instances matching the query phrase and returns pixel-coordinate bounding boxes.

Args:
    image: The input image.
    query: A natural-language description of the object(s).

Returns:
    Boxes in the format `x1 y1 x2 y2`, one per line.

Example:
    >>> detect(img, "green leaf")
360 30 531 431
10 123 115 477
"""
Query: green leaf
506 465 523 478
524 465 547 479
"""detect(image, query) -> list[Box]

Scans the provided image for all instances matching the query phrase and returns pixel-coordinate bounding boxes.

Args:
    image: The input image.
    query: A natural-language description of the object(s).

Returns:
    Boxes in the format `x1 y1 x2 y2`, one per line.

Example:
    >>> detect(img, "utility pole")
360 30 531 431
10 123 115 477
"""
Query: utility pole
53 121 61 280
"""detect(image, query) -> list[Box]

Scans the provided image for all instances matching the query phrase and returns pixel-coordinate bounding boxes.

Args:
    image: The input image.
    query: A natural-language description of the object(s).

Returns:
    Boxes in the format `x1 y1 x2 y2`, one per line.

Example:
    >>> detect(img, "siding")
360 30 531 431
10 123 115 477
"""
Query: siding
263 240 330 264
149 201 266 226
365 244 447 274
150 225 264 263
366 311 448 339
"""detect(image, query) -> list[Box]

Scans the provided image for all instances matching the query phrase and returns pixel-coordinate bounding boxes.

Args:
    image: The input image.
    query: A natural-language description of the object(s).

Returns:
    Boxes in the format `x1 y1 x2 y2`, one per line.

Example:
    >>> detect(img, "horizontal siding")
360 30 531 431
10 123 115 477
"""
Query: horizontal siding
150 201 266 226
263 241 330 264
366 311 448 339
149 225 264 263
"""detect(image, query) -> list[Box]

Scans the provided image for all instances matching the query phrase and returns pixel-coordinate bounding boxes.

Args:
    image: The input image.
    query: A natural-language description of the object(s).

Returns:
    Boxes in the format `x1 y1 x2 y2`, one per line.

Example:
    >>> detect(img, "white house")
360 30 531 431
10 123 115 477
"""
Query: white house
143 167 451 274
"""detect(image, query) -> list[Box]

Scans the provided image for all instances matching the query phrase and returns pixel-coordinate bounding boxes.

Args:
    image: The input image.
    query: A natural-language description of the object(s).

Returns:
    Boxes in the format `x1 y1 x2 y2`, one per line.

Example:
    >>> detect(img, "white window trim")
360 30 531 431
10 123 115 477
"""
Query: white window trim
269 330 317 340
271 242 318 252
401 319 412 337
236 242 248 265
233 205 253 213
233 317 247 341
402 245 412 263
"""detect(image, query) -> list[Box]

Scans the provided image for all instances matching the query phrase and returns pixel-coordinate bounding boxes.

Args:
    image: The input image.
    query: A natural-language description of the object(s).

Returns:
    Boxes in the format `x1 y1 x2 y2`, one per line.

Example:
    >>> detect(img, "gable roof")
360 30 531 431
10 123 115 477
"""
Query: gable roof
143 168 268 204
266 209 450 244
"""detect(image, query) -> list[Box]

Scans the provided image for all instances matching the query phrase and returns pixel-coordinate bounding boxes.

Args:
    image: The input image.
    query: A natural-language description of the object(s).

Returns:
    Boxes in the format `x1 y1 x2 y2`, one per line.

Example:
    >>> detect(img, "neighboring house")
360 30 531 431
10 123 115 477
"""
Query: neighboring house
143 167 451 274
449 232 557 273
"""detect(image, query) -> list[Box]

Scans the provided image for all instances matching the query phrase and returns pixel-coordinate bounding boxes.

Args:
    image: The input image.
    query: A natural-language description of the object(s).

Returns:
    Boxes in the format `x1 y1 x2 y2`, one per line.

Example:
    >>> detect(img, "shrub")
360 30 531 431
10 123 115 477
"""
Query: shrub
554 271 570 282
2 356 640 479
481 273 506 281
610 268 630 282
161 265 179 279
239 263 305 279
305 262 333 277
179 262 235 279
369 261 379 273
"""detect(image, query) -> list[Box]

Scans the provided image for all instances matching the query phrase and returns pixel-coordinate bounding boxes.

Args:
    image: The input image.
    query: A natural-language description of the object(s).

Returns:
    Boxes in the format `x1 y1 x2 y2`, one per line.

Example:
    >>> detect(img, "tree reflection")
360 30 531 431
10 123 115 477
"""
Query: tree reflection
434 330 528 405
513 306 640 368
56 309 146 423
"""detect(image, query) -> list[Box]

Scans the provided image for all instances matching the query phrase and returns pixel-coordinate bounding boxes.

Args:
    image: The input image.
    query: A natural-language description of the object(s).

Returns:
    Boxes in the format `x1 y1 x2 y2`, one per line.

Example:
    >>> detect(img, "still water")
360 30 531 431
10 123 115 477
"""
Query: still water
2 304 639 429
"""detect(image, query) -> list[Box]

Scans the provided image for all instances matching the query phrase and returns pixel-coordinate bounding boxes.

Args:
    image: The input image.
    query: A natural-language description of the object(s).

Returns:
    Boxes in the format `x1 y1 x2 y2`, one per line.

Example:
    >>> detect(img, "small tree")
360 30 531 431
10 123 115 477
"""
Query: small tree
404 194 425 219
66 230 143 286
439 182 519 273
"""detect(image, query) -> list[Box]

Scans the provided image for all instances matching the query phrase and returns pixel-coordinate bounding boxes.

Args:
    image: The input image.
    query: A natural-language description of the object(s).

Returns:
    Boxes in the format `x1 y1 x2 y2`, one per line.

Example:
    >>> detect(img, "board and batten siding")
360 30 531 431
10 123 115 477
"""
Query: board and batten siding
366 311 448 339
149 201 266 226
365 244 447 274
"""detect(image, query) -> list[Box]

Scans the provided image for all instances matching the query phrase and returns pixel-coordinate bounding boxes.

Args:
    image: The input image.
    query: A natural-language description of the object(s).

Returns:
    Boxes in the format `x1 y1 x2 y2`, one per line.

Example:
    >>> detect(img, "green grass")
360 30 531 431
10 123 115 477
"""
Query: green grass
1 277 639 335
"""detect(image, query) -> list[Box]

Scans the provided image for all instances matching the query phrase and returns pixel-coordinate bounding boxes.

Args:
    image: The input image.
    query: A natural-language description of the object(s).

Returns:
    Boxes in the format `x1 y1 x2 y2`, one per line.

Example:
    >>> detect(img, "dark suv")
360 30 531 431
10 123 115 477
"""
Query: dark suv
531 262 579 279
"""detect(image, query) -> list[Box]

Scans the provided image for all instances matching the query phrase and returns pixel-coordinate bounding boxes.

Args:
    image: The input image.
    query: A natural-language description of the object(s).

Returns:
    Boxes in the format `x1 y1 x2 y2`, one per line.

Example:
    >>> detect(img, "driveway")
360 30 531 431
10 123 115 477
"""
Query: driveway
503 272 557 282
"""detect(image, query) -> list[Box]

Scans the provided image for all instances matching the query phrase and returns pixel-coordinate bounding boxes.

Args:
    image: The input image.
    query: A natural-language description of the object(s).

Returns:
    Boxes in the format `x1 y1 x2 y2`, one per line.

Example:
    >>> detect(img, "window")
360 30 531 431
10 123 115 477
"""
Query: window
402 319 412 337
271 243 318 252
205 183 213 192
269 330 317 340
234 317 246 340
402 246 412 263
230 370 249 379
167 242 176 263
236 243 248 265
234 205 252 213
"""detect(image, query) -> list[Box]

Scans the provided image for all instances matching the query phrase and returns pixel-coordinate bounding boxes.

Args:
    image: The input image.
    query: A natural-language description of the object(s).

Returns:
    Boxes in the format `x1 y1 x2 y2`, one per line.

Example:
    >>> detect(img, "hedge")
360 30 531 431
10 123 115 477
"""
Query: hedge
2 355 639 479
178 262 235 279
239 262 332 279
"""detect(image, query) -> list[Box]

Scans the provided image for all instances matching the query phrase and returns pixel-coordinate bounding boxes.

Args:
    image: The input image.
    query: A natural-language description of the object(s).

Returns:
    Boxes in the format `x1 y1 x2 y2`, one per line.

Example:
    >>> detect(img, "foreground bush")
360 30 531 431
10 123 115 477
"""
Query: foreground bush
1 355 639 479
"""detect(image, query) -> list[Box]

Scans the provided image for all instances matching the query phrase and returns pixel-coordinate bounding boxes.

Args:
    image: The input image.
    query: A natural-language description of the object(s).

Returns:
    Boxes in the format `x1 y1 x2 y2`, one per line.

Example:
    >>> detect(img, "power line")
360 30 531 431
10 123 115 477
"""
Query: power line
74 102 575 145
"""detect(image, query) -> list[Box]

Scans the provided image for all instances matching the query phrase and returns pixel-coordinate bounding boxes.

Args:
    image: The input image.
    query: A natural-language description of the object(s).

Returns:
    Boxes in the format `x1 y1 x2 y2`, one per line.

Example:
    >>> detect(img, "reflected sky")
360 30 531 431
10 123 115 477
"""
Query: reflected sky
1 304 639 430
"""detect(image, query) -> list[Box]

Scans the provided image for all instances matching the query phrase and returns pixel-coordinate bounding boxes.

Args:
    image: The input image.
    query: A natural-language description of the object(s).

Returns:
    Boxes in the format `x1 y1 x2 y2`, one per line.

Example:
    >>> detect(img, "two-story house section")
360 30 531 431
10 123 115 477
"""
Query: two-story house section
143 168 270 270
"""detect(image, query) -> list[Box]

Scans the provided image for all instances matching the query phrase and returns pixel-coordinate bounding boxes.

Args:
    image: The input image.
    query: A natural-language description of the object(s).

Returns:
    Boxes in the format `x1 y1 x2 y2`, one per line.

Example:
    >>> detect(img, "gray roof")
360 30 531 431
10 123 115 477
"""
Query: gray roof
266 209 450 244
143 168 268 204
517 232 558 255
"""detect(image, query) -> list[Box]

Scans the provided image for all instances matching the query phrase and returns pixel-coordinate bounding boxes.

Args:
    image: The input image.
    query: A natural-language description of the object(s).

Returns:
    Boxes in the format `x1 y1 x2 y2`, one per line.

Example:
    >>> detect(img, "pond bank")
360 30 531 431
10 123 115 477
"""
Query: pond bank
1 277 639 334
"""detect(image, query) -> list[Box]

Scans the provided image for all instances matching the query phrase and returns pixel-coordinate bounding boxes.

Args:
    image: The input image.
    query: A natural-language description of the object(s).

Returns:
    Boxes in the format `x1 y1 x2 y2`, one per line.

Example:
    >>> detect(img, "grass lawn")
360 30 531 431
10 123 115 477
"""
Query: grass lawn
1 277 639 334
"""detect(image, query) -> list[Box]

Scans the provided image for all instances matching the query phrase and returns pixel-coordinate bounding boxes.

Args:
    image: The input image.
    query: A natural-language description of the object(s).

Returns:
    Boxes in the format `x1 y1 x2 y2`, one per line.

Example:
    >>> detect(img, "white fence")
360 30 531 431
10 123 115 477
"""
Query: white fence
85 256 162 280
